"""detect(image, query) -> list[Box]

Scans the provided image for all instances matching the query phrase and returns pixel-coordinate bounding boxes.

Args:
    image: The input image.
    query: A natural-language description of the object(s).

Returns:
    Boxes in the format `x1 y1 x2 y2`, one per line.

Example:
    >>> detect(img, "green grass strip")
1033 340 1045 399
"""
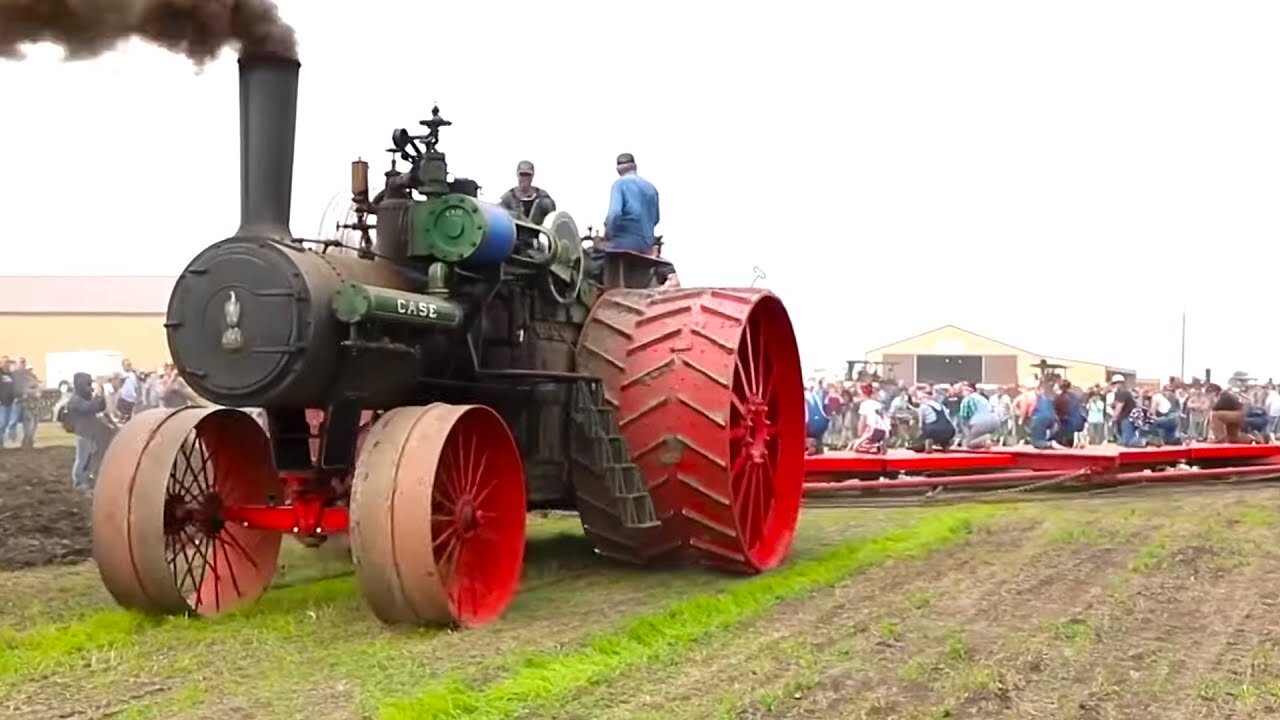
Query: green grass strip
376 506 1002 720
0 574 357 681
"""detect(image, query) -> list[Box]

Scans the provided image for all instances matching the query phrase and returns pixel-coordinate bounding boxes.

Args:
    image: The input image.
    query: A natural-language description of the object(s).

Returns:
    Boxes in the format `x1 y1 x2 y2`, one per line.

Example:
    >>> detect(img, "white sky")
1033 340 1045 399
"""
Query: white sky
2 1 1277 381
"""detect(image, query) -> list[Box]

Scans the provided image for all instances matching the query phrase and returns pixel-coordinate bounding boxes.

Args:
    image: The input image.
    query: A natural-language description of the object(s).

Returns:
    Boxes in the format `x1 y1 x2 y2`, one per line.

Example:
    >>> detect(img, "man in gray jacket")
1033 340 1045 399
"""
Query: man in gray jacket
497 160 556 245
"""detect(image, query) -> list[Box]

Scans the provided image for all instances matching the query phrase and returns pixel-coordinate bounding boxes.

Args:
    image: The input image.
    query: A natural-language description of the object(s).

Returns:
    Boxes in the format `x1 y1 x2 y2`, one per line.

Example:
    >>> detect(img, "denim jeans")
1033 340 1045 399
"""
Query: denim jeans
72 435 99 490
1189 412 1208 441
13 407 35 445
1118 419 1145 448
962 414 1001 448
1028 414 1055 448
1087 421 1106 445
4 403 18 442
7 404 35 448
0 402 10 446
1147 414 1180 445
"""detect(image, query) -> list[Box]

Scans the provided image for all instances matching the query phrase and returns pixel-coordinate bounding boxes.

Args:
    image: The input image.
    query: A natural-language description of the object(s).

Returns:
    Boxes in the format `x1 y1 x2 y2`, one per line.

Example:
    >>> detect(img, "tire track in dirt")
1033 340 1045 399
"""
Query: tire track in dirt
538 540 982 719
447 491 1280 720
1045 498 1280 720
767 489 1280 720
551 513 1108 719
767 506 1152 720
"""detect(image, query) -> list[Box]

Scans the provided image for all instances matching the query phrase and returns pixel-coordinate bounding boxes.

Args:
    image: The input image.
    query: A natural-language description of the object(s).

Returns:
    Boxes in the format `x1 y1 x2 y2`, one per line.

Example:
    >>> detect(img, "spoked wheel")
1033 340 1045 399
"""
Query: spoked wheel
725 294 805 569
349 404 527 627
574 288 805 573
93 407 282 616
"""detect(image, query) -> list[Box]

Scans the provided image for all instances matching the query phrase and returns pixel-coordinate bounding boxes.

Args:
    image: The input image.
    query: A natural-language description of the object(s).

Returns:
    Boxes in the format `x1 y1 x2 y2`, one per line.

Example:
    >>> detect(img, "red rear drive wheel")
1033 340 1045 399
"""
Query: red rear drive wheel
575 288 805 573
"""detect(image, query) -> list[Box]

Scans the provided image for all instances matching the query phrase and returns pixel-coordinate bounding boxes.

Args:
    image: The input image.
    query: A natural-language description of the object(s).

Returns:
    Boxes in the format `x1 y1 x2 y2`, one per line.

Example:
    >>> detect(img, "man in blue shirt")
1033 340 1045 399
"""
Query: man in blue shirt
603 153 660 253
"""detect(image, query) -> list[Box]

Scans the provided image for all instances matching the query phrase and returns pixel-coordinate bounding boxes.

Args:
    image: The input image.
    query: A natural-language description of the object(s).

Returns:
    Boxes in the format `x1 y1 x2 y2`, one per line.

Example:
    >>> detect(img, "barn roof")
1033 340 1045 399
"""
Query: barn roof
866 323 1136 376
0 276 173 315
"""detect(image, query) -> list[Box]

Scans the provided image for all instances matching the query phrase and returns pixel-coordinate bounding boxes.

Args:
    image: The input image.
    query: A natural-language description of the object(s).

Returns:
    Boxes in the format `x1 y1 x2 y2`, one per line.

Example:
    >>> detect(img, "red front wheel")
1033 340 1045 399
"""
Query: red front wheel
93 408 283 616
349 404 528 627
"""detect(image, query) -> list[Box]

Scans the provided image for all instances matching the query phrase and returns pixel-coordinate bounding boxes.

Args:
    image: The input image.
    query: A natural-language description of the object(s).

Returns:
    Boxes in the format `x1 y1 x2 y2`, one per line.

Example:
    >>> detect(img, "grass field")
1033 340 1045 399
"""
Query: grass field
4 487 1280 719
4 423 77 449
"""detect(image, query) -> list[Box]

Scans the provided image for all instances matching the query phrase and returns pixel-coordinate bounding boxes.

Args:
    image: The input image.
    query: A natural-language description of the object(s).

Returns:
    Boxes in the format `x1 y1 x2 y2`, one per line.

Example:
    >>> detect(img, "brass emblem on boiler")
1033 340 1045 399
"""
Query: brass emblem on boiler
220 291 244 352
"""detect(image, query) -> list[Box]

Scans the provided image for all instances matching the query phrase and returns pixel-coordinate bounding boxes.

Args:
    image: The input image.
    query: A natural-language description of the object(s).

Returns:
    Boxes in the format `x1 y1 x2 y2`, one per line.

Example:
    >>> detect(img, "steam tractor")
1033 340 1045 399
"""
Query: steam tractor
91 56 804 627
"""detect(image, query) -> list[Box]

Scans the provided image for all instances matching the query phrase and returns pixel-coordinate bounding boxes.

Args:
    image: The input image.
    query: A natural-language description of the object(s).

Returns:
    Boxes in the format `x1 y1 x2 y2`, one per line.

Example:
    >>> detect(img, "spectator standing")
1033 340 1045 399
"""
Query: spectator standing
1112 381 1144 448
1086 392 1106 445
9 358 39 448
116 359 140 421
0 358 13 448
67 372 111 490
1266 386 1280 442
160 364 202 408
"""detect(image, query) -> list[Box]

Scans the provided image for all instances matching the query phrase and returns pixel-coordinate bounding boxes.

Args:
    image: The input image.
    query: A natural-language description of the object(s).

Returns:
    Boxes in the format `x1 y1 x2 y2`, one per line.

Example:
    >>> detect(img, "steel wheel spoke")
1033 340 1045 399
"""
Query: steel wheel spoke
220 526 262 573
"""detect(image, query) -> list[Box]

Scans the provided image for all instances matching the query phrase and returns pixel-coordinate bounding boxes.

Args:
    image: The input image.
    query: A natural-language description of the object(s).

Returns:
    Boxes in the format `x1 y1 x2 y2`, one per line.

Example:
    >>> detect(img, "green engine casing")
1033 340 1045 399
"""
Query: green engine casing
409 194 518 266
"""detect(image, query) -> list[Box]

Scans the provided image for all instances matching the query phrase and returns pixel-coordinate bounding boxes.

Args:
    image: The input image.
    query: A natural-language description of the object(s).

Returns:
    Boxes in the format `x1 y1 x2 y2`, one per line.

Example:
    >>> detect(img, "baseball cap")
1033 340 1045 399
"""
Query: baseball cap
616 152 635 165
1110 373 1125 383
516 160 535 175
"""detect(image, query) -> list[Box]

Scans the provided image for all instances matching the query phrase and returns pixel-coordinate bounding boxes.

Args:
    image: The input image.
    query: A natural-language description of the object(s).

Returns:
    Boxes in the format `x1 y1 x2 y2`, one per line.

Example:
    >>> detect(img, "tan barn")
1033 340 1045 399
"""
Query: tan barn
864 324 1135 389
0 276 173 386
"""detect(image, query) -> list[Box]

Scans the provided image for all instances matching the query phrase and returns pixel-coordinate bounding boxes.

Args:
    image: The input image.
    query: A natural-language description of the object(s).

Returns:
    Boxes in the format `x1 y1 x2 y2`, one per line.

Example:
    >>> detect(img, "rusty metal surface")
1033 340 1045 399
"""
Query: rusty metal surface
92 407 282 616
93 408 182 611
349 403 527 627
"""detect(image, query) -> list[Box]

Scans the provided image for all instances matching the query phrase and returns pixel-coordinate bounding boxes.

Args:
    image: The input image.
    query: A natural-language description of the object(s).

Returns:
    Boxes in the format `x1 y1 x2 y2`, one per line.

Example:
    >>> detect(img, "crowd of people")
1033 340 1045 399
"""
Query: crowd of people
806 373 1280 455
0 354 202 490
0 356 40 449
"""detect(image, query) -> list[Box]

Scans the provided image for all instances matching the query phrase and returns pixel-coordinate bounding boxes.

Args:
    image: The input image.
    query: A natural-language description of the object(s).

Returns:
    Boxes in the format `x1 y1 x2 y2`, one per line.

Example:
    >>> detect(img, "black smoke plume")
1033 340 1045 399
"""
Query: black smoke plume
0 0 297 63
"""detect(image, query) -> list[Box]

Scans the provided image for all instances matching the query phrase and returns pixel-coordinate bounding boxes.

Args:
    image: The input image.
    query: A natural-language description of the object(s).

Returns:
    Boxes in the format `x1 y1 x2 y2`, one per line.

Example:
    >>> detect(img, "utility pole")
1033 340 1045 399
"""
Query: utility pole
1179 310 1186 381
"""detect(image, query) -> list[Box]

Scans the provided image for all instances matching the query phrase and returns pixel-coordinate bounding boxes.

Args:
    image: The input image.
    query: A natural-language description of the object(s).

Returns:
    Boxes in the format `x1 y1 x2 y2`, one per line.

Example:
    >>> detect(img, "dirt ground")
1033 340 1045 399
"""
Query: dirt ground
552 488 1280 720
6 469 1280 719
0 446 91 570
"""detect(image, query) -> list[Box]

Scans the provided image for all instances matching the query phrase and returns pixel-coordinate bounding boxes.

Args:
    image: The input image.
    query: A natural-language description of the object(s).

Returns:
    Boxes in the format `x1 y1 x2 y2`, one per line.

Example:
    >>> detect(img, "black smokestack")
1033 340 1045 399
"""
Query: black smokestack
236 55 298 241
0 0 297 63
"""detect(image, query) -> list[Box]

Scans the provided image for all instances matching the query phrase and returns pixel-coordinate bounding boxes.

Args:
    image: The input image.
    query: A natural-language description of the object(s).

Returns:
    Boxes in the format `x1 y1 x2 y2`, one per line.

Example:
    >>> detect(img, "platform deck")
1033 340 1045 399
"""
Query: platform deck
804 443 1280 480
990 443 1280 471
804 449 1015 478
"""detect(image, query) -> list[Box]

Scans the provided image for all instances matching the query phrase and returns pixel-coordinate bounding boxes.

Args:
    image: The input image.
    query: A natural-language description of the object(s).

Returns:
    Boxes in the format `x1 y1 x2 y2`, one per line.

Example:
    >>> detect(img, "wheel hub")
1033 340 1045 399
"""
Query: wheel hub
743 396 773 460
164 493 227 536
456 496 479 535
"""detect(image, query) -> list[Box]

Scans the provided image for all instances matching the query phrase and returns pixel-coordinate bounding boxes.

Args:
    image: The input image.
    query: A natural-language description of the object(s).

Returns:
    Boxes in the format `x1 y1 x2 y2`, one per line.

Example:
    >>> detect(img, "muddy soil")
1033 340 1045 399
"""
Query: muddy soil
0 447 90 570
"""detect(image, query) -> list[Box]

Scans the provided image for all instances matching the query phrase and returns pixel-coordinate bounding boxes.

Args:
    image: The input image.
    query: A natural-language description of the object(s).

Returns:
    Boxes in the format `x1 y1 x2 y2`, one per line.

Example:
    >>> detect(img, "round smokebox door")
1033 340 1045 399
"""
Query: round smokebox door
166 238 311 403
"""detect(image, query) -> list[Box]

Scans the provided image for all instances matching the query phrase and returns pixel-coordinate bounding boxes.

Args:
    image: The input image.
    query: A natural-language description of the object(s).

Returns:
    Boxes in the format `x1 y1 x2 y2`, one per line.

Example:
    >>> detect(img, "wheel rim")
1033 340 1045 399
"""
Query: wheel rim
95 408 178 611
350 404 527 627
431 407 528 622
730 297 784 563
94 408 281 616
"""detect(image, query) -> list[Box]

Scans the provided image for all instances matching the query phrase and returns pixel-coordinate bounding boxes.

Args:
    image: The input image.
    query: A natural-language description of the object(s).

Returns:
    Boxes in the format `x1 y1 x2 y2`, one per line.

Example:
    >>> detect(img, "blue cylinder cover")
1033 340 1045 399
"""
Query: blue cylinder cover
469 201 517 267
